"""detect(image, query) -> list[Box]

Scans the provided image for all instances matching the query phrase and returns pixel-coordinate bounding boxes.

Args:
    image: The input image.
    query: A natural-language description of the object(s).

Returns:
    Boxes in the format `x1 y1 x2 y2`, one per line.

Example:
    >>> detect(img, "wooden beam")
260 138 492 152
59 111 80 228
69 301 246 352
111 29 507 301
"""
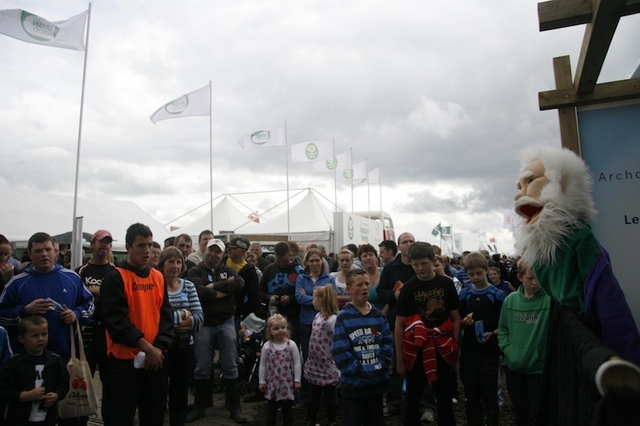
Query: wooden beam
539 77 640 110
538 0 640 31
574 0 628 94
553 56 580 154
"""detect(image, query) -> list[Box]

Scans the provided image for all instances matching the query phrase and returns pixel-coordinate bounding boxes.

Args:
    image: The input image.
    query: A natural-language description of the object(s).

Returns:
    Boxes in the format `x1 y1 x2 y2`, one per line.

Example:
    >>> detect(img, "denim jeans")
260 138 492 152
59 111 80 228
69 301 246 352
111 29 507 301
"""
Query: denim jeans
193 317 239 380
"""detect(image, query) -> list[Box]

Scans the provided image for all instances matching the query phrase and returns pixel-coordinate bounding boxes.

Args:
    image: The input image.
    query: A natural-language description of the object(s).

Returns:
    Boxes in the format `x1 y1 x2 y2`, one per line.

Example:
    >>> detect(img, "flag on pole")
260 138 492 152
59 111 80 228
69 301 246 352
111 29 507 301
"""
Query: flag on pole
237 125 286 149
313 150 351 172
366 167 380 185
0 9 88 51
441 226 452 236
150 85 210 124
453 233 462 253
290 141 333 163
432 223 442 237
352 160 367 183
248 212 260 223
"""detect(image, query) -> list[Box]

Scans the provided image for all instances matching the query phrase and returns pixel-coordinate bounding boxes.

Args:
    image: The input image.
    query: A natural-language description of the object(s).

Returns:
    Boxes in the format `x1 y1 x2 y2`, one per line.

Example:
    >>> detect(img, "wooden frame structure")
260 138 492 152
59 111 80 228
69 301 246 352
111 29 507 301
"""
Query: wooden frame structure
537 0 640 154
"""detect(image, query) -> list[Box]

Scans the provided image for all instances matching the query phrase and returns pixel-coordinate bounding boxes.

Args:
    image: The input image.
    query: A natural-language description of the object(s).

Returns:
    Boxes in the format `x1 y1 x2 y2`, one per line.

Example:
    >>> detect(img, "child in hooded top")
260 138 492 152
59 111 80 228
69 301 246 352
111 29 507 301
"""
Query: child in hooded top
259 314 302 426
333 269 393 426
304 285 340 426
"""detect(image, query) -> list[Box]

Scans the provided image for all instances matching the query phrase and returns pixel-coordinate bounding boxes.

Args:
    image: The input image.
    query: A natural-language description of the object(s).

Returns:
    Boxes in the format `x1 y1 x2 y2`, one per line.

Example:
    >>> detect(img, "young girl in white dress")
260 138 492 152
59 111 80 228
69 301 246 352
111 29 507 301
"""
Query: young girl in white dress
259 314 302 426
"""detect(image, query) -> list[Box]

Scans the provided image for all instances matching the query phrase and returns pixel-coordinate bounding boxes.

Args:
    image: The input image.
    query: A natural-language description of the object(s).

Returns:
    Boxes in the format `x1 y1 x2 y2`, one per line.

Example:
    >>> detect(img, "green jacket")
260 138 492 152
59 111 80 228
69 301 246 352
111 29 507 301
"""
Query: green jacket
498 286 550 374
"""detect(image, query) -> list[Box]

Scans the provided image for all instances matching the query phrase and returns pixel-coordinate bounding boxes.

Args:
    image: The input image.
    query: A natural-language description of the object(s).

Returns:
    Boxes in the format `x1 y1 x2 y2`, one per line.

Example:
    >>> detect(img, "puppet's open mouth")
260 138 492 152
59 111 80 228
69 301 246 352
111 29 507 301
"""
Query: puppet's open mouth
519 204 543 223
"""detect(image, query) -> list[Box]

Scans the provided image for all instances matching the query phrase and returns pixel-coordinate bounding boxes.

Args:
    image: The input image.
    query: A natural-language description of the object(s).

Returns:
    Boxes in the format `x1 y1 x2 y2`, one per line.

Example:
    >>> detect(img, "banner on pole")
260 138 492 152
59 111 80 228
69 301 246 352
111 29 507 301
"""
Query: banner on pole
0 9 88 51
237 125 286 149
290 141 333 163
314 150 351 172
150 85 210 124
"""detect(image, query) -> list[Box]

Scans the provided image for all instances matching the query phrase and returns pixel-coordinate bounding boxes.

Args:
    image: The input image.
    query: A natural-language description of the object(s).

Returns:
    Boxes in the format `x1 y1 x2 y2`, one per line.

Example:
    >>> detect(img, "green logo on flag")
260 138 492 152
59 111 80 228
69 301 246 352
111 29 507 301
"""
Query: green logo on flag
348 217 354 239
343 169 353 179
251 131 270 145
325 158 338 170
21 11 60 42
305 143 319 160
164 95 189 115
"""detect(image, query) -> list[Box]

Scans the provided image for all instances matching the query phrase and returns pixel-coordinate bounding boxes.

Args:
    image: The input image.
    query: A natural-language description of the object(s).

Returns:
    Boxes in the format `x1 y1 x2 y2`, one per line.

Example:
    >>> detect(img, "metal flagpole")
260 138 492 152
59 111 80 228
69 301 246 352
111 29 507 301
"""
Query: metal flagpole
209 81 214 232
71 3 92 271
365 158 370 218
350 147 354 213
285 121 291 240
333 138 337 212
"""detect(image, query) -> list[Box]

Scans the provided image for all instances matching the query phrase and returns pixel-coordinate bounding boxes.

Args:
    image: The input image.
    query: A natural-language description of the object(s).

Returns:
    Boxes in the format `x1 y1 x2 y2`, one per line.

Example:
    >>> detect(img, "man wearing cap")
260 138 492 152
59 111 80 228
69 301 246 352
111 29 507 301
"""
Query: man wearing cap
187 238 247 423
76 229 116 379
225 236 260 322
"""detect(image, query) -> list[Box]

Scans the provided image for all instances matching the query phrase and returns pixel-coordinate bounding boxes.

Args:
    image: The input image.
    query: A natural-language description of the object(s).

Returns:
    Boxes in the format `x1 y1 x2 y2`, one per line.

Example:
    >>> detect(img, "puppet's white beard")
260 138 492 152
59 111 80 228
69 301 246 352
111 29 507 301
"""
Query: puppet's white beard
516 183 583 267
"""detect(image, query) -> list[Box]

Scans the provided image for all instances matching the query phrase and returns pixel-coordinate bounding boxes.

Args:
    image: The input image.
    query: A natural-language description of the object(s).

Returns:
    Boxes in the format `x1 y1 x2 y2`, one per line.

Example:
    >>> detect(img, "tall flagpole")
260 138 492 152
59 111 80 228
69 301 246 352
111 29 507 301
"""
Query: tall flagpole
285 121 291 240
332 138 337 212
71 3 92 271
379 166 383 228
349 147 354 213
365 158 370 218
209 81 213 232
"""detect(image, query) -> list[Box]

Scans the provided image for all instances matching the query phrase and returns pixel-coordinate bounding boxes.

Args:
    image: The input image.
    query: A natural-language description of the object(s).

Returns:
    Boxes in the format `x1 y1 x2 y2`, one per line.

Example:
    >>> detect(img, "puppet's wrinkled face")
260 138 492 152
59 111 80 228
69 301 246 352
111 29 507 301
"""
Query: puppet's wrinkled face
514 159 550 225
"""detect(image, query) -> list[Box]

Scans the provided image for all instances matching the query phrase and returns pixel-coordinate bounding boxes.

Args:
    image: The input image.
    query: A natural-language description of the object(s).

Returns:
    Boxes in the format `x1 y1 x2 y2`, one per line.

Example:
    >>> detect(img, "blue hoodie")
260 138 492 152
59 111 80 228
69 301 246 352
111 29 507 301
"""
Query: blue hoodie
0 264 94 359
295 272 337 326
332 302 393 397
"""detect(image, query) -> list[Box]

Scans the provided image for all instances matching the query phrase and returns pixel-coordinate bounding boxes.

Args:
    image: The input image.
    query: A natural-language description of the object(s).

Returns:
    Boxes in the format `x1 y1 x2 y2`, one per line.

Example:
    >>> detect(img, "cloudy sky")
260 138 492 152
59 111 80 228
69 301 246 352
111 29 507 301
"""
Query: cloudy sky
1 0 638 254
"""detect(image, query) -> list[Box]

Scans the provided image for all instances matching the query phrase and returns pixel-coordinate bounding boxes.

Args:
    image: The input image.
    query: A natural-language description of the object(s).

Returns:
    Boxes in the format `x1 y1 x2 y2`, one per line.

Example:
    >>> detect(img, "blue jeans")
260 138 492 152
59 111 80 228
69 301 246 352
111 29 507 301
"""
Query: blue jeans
193 317 239 381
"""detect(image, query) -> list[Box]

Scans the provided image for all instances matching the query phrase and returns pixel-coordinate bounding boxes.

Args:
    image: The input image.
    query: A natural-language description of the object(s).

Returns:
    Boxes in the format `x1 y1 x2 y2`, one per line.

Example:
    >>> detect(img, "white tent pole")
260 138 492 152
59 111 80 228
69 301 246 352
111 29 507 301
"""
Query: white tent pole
71 3 92 271
209 81 214 232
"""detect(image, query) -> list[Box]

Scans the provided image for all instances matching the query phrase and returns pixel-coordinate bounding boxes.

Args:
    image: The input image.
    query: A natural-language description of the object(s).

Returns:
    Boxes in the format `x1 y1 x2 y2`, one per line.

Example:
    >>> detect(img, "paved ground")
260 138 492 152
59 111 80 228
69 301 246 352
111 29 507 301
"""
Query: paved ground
87 372 260 426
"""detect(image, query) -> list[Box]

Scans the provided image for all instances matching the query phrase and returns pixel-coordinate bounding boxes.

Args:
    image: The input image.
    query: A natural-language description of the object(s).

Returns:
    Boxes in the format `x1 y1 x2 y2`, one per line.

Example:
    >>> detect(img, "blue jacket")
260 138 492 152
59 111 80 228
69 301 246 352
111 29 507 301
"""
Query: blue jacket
0 264 94 359
332 303 393 397
295 272 336 326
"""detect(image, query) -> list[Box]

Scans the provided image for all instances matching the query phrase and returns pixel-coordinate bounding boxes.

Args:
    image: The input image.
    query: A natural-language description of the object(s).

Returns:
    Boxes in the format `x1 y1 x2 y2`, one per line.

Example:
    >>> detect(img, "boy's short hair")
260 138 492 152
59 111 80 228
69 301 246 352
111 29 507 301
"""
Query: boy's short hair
464 252 488 271
19 315 47 336
346 269 367 286
516 258 530 276
28 232 55 251
407 242 434 261
125 223 153 246
274 242 291 257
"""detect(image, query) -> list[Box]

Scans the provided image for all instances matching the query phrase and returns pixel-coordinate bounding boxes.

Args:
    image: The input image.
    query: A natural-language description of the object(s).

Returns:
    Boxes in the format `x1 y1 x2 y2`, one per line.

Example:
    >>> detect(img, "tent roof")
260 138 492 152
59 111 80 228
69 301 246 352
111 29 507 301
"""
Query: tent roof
236 190 333 234
0 188 170 249
175 196 251 236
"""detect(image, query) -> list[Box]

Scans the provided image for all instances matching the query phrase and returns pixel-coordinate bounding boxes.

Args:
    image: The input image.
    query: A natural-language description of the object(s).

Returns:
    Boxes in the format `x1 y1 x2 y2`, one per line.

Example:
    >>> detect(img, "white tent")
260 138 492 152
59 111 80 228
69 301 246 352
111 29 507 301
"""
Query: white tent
175 196 252 236
236 190 333 234
0 188 170 250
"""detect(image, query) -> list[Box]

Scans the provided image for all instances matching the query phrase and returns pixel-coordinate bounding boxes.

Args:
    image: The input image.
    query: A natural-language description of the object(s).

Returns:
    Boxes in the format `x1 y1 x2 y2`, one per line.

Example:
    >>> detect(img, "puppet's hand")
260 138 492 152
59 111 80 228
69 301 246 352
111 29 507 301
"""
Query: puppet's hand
595 357 640 396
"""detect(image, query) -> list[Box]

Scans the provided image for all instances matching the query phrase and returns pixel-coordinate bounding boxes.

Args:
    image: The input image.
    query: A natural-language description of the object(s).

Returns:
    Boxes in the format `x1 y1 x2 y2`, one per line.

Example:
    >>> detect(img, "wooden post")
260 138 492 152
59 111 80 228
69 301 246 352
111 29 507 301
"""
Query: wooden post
553 56 580 154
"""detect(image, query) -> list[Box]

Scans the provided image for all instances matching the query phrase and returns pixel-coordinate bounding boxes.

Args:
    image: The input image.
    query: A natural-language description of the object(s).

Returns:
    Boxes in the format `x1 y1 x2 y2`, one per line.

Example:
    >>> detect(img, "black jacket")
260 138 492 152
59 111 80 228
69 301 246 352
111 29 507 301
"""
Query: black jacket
0 349 68 426
188 262 244 326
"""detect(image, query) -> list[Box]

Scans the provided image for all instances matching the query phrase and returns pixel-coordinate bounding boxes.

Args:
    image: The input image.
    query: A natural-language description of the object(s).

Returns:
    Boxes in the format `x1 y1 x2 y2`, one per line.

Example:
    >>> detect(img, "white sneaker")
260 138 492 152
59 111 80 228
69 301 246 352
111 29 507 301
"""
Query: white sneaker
451 397 458 404
421 409 435 423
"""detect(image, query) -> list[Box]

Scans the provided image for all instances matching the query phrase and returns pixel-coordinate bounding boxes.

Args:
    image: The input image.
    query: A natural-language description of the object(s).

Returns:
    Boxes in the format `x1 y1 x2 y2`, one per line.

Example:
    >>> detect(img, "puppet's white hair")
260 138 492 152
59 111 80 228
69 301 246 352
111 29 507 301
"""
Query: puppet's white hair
515 145 597 266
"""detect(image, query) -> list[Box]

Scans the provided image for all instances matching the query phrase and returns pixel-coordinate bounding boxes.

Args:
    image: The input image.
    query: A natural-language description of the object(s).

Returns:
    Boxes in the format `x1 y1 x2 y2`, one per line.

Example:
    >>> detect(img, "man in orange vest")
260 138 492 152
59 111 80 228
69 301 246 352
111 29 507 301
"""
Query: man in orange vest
101 223 174 426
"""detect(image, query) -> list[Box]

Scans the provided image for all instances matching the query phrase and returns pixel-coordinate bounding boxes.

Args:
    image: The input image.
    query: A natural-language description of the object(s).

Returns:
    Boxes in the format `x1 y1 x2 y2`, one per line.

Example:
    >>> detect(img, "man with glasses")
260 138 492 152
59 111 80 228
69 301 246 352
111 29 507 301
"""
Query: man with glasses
377 232 417 417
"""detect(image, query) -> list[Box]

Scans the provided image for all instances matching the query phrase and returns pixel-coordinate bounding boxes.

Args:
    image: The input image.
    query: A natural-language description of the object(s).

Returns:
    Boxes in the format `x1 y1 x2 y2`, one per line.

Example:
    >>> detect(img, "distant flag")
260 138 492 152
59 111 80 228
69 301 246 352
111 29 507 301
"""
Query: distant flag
489 237 496 243
0 9 88 51
237 125 286 149
366 167 380 185
503 209 515 230
150 85 210 124
248 212 260 223
432 223 442 237
478 231 486 238
453 233 462 252
352 160 367 182
315 150 351 172
290 141 333 163
441 226 452 236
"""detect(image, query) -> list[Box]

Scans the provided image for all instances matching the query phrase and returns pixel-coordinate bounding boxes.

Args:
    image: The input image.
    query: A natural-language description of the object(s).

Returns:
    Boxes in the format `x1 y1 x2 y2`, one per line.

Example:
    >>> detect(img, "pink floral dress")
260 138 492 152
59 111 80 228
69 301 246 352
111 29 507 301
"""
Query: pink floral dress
260 339 300 401
304 313 340 386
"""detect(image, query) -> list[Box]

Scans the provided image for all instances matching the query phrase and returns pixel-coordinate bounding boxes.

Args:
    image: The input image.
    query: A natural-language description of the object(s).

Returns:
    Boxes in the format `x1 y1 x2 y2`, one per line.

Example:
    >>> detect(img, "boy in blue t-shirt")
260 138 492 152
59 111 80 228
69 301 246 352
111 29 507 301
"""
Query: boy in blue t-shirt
459 252 505 426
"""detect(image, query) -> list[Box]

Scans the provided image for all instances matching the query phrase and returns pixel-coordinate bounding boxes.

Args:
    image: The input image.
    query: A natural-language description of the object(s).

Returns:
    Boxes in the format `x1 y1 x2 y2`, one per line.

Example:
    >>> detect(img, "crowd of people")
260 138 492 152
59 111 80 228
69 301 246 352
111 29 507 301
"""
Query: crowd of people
0 227 548 426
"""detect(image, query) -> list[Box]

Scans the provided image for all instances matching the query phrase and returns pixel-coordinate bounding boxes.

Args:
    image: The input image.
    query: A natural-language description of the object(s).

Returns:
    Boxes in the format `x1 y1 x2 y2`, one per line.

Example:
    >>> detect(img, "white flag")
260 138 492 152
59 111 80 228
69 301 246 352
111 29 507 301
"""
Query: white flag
0 9 88 51
237 125 286 149
313 150 351 172
150 85 210 124
340 160 367 185
367 167 380 185
290 141 333 163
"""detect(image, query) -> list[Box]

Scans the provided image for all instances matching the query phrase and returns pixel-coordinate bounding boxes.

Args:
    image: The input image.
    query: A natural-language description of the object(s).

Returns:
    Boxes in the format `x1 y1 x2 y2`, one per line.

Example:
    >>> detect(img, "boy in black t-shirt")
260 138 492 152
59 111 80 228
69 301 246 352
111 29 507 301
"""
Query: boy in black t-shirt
458 252 505 426
395 242 460 426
